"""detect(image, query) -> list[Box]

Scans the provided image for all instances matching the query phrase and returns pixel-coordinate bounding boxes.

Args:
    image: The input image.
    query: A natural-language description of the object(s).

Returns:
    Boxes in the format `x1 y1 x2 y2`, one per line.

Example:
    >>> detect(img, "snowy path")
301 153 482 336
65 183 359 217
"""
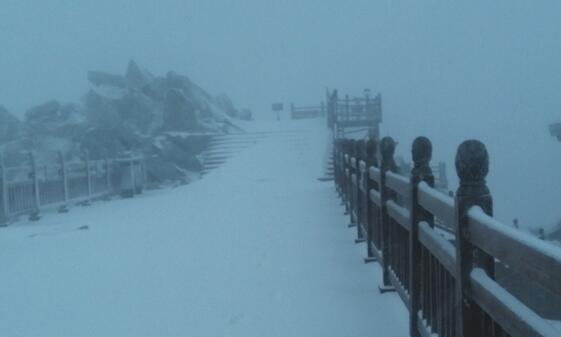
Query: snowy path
0 120 408 337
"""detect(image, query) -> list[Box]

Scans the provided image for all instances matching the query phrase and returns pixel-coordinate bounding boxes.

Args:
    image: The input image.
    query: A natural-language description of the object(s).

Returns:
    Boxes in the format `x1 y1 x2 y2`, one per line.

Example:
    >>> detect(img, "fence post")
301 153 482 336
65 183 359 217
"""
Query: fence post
85 151 92 201
129 158 136 197
409 137 435 337
141 156 148 191
379 136 397 292
334 139 340 194
454 140 494 337
58 152 69 213
364 137 378 262
355 140 365 242
346 139 356 220
0 153 8 224
105 158 111 193
343 140 350 212
29 152 40 221
345 94 350 121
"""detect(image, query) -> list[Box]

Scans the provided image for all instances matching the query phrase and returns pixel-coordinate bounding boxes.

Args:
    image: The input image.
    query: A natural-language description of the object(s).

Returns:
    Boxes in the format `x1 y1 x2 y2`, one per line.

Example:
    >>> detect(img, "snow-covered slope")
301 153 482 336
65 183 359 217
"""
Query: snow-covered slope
0 119 408 337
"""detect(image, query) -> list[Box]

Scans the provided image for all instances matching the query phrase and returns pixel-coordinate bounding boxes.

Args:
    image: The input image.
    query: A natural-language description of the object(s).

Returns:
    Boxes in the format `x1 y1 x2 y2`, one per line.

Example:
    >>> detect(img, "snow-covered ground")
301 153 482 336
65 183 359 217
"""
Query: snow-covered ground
0 119 408 337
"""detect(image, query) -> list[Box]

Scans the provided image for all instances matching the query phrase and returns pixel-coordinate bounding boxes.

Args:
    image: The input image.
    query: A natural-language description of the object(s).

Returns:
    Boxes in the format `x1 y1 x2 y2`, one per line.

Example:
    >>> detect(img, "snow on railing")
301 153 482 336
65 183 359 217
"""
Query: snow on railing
0 152 145 224
289 102 325 120
333 135 561 337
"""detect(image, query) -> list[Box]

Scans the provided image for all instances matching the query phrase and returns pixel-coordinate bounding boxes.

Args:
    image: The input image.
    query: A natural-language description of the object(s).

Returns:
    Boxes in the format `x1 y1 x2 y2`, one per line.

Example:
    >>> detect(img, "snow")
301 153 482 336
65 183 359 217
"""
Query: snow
469 206 561 264
0 119 408 337
471 268 561 337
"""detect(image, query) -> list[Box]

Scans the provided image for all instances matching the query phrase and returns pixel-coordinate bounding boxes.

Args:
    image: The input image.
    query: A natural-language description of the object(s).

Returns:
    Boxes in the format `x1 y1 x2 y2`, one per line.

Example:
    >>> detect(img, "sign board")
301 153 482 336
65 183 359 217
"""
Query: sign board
272 103 284 111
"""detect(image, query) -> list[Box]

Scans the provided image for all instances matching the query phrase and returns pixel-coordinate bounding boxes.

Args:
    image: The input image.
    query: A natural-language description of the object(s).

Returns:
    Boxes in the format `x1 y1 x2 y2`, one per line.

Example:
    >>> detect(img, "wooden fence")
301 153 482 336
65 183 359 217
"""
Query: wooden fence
327 90 382 136
0 153 145 224
334 136 561 337
290 102 326 120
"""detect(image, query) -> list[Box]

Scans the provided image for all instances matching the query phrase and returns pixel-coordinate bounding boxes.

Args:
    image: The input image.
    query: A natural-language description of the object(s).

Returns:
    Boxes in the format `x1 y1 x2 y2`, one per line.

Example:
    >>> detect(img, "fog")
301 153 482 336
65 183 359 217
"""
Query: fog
2 0 561 227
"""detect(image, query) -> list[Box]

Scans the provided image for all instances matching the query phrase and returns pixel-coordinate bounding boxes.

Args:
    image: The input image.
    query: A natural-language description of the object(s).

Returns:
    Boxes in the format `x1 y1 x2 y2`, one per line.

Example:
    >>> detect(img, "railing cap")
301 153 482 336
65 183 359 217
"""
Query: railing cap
455 140 489 184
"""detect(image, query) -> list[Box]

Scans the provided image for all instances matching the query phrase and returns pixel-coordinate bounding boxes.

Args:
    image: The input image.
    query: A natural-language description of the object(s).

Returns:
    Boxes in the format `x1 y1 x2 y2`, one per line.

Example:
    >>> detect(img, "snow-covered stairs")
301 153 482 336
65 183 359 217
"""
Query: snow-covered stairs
201 133 267 175
318 135 335 181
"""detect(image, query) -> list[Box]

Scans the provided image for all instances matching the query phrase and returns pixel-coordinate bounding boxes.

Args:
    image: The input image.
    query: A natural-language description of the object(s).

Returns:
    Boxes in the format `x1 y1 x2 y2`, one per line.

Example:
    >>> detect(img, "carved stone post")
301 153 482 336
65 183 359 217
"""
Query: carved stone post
105 158 111 193
364 137 378 262
58 152 69 213
333 139 339 194
85 151 92 200
454 140 494 337
355 140 365 241
343 139 352 213
409 137 435 337
379 136 397 291
347 139 357 221
29 152 40 221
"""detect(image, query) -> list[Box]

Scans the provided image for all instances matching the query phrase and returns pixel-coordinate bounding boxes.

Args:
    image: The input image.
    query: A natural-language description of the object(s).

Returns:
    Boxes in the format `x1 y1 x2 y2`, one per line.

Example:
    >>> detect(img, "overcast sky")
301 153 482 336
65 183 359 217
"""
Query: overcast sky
1 0 561 227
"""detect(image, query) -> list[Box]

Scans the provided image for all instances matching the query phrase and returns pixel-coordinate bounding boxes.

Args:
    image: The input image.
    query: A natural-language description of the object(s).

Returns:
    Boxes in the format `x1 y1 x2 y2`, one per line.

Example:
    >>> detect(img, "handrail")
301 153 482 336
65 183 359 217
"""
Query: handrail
333 134 561 337
468 206 561 295
385 171 409 198
1 154 145 223
418 181 455 227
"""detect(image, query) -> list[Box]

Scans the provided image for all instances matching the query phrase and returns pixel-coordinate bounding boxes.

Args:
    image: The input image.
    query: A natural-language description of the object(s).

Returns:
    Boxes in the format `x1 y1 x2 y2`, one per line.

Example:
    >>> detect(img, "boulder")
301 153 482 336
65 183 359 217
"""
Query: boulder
125 60 152 89
163 89 197 131
87 71 126 88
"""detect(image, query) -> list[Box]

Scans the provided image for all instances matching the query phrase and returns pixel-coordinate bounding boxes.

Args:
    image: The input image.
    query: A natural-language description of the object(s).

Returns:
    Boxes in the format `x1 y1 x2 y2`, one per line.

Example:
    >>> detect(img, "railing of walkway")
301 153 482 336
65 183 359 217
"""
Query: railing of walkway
0 152 145 223
334 136 561 337
326 90 382 132
290 102 326 120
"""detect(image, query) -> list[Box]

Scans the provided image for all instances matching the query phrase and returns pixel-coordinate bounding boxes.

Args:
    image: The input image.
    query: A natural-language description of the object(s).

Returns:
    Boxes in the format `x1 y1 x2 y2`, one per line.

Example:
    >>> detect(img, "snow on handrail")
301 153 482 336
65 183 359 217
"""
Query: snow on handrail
369 166 380 183
387 200 410 232
471 268 560 337
418 181 454 228
468 206 561 295
385 171 410 198
359 160 367 173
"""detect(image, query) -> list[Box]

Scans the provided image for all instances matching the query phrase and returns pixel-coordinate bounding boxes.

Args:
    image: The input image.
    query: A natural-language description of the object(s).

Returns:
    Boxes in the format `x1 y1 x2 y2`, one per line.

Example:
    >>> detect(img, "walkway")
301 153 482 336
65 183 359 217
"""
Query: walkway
0 120 407 337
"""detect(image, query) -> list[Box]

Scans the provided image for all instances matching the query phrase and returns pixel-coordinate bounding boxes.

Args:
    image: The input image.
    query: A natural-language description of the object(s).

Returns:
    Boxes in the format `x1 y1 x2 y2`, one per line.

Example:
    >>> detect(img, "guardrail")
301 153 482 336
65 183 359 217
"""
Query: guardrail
0 152 145 224
326 90 382 133
290 102 325 120
334 136 561 337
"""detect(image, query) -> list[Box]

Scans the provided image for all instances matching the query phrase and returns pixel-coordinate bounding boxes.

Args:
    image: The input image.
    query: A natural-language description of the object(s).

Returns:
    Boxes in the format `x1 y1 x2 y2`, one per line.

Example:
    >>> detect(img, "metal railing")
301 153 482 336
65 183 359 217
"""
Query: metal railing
0 152 145 223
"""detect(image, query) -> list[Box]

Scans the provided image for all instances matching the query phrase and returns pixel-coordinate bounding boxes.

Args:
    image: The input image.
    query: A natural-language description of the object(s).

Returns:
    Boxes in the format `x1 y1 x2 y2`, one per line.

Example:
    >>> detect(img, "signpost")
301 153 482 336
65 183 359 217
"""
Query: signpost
272 103 284 121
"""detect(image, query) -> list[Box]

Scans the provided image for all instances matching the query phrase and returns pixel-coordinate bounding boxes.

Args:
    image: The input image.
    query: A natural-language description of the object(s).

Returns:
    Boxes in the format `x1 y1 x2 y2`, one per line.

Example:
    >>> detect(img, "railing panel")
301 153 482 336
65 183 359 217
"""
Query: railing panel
388 212 411 306
7 181 35 214
387 200 410 232
39 179 64 206
418 222 456 274
68 176 88 199
369 166 381 183
470 268 559 337
418 221 457 337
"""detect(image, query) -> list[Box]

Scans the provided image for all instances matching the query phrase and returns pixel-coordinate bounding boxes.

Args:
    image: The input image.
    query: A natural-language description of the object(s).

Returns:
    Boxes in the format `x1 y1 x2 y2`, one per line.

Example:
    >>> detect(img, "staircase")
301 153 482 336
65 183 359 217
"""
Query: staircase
201 133 267 175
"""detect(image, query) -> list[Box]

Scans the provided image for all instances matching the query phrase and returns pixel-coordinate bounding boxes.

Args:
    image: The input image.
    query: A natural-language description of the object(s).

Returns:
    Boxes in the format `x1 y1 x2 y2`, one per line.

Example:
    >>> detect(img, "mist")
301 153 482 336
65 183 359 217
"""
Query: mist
2 0 561 226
